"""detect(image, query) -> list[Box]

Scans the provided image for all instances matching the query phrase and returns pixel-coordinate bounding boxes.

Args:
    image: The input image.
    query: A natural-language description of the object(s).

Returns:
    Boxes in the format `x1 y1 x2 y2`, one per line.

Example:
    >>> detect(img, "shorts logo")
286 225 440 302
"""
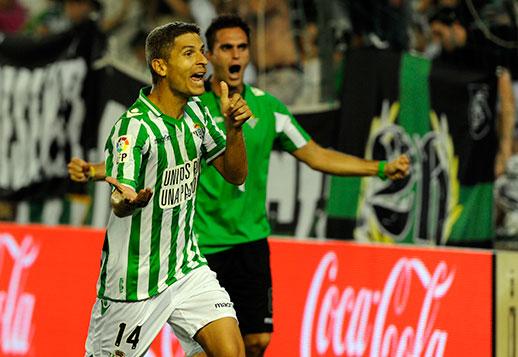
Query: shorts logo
214 302 233 309
101 299 111 316
116 135 132 163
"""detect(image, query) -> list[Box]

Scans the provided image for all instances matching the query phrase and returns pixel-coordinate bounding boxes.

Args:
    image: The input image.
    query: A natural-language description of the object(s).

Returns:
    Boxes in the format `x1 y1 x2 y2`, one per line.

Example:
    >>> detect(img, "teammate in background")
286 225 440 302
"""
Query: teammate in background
70 15 410 357
83 21 250 357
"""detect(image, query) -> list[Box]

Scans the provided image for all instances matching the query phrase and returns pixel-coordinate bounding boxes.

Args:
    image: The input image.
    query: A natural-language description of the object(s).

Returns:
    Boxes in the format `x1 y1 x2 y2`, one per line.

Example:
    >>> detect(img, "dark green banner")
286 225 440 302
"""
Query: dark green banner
327 49 497 246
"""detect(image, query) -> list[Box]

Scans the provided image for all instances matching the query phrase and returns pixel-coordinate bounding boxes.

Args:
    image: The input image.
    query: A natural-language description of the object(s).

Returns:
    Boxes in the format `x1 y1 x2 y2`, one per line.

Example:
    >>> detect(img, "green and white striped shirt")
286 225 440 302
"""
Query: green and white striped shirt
98 87 226 301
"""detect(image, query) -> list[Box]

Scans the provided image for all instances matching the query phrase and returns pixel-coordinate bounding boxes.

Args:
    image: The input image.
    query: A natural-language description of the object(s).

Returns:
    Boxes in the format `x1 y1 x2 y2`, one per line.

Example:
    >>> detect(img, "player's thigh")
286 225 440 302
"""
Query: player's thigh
85 294 173 357
167 265 239 356
195 317 244 356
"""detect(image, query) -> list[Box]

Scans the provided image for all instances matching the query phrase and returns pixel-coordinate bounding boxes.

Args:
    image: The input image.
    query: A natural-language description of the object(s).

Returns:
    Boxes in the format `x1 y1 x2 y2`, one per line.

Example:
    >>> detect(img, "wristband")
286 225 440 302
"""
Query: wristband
89 165 96 180
377 161 387 180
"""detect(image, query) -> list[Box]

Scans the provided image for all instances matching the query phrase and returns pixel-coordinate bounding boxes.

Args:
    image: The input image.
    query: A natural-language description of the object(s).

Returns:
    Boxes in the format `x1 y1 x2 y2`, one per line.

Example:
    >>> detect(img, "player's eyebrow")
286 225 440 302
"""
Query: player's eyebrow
181 44 205 51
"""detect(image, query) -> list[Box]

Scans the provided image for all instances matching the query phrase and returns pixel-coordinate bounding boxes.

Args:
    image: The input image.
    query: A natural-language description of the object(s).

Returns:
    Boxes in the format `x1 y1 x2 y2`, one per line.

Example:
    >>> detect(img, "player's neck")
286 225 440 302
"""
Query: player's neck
148 82 188 119
210 77 243 97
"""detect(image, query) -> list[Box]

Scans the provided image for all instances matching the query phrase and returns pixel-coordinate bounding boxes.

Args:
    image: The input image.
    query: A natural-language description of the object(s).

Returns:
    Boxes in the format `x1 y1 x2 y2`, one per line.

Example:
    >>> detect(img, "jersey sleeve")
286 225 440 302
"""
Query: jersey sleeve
273 100 311 153
201 106 227 163
104 117 150 190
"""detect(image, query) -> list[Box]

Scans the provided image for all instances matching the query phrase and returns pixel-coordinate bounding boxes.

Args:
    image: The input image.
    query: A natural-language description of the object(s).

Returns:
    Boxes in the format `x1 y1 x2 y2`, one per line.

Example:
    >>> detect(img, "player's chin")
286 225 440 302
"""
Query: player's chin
188 83 205 96
226 76 241 88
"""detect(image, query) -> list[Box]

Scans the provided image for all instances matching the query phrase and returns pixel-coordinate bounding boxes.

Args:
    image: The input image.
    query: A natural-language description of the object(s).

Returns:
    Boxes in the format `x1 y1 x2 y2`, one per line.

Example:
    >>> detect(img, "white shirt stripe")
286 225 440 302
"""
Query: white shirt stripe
148 115 176 291
274 112 307 148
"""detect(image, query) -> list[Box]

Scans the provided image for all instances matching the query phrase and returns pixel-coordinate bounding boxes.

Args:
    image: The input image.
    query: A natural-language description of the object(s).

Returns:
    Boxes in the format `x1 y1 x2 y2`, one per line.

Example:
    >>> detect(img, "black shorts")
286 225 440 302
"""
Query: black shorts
204 238 273 335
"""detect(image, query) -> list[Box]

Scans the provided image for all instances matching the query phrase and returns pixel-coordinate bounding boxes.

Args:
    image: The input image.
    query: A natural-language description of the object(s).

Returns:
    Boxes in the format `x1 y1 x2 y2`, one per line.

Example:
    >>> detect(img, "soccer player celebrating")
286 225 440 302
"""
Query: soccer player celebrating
83 21 250 357
70 15 410 357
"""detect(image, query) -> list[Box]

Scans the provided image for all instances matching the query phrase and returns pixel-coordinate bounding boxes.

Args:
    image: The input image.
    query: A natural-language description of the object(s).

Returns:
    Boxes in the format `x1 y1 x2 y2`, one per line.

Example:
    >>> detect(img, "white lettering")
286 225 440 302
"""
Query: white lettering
0 59 87 192
301 253 454 357
0 233 39 354
159 159 200 209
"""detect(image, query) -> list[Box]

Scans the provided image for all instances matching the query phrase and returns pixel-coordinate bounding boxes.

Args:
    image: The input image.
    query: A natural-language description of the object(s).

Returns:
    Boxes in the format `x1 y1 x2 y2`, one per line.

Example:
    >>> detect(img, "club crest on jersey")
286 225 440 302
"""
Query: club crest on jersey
159 158 200 209
116 135 132 163
192 123 204 139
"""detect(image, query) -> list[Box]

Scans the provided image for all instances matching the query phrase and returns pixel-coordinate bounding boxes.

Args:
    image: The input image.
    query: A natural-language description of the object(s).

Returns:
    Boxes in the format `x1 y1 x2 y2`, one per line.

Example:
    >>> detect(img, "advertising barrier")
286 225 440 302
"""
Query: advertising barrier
0 224 493 356
268 240 493 356
0 224 103 356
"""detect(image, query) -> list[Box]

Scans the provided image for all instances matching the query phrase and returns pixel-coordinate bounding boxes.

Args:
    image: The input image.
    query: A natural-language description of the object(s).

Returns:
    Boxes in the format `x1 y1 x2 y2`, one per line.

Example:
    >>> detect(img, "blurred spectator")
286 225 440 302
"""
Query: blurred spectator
347 0 411 50
296 21 321 105
0 0 28 33
239 0 303 105
142 0 193 28
428 3 516 177
125 27 149 75
25 0 131 37
25 0 102 36
98 0 131 34
190 0 216 36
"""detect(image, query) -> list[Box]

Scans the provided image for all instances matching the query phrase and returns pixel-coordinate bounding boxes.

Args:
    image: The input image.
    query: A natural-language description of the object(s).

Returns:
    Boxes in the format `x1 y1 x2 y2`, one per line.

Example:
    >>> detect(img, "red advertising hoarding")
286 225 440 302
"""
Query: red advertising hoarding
0 224 493 356
267 239 493 357
0 224 103 356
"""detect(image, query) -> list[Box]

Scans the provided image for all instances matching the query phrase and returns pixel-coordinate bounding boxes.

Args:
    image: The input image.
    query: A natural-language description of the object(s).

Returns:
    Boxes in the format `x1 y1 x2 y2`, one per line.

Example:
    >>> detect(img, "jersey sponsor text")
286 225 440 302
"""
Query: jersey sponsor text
160 159 200 209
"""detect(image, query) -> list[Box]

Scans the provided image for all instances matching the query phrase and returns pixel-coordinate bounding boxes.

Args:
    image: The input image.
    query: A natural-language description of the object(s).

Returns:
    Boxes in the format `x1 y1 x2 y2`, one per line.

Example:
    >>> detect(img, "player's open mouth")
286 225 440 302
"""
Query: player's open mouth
191 72 205 83
228 65 241 80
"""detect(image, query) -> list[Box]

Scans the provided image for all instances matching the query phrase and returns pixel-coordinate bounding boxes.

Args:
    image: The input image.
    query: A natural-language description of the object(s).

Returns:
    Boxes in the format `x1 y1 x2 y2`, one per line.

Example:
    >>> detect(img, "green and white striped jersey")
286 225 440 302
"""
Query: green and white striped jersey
98 87 226 301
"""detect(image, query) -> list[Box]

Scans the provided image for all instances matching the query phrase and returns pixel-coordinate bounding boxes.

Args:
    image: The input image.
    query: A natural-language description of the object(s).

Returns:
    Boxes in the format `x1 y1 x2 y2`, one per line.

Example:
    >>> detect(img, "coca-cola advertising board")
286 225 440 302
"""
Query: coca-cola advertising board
0 224 103 356
0 224 493 356
267 239 493 357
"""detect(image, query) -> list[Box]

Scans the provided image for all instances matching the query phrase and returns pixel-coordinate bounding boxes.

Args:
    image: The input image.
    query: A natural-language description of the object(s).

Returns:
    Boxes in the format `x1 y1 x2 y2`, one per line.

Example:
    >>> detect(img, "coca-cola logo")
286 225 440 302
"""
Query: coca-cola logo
301 252 455 357
0 233 39 354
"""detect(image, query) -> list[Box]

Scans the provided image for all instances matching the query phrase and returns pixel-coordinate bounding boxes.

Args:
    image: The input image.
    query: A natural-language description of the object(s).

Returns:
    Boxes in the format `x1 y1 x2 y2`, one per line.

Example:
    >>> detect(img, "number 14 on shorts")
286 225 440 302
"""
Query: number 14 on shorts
115 323 142 350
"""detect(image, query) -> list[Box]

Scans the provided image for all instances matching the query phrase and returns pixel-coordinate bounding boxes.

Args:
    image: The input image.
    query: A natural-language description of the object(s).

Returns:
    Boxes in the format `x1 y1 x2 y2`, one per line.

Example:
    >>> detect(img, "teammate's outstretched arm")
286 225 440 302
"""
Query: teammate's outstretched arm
105 176 153 217
68 157 106 182
211 81 251 185
292 140 410 180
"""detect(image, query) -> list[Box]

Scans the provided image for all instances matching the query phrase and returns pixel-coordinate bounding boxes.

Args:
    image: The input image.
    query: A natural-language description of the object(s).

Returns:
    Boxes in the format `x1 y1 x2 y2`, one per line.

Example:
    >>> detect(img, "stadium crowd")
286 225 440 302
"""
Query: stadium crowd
1 0 518 240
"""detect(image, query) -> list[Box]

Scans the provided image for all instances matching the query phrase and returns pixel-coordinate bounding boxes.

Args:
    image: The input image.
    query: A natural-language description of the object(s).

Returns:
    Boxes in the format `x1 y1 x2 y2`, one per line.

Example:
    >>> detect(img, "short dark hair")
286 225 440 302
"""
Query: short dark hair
145 21 201 84
205 14 251 52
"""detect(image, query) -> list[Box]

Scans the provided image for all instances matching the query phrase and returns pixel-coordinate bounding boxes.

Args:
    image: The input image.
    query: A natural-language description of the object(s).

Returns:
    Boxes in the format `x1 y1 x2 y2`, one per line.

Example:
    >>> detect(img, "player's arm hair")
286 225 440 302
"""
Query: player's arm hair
292 140 380 176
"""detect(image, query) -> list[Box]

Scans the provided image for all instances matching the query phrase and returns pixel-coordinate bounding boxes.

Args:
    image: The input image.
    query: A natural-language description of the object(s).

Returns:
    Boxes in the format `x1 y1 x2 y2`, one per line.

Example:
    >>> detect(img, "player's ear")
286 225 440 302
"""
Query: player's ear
151 58 167 78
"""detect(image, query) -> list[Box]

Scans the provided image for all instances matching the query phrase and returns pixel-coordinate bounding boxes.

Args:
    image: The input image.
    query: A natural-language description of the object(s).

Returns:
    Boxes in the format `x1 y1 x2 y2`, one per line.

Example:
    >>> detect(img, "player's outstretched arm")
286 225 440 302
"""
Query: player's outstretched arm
211 81 251 185
105 176 153 217
68 158 107 182
292 140 410 180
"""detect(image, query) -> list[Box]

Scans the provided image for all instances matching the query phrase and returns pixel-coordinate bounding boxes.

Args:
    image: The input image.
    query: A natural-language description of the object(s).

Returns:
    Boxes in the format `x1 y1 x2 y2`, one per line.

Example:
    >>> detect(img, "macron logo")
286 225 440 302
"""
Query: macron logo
214 302 233 309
